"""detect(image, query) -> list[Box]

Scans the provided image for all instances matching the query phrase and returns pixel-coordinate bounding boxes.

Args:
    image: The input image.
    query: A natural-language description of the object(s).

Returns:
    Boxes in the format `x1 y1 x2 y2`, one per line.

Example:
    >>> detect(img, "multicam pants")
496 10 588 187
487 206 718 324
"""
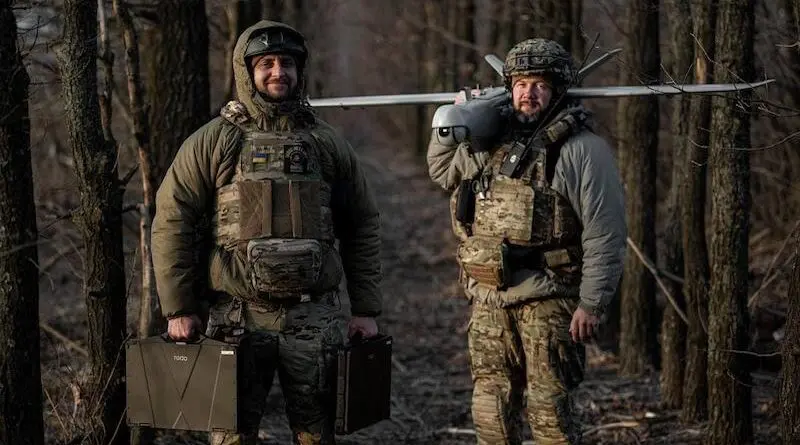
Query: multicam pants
468 297 585 445
207 292 346 445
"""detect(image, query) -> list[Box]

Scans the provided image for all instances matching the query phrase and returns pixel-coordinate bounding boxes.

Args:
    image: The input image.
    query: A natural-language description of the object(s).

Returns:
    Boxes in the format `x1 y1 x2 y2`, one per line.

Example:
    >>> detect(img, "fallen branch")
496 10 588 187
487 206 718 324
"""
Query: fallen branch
626 237 688 323
583 420 641 436
39 322 88 356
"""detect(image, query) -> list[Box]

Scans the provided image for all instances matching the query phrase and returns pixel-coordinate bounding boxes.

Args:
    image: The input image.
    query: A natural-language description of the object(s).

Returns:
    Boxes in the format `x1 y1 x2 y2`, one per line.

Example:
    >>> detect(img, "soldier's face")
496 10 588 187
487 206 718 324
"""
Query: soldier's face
511 75 553 118
250 54 298 100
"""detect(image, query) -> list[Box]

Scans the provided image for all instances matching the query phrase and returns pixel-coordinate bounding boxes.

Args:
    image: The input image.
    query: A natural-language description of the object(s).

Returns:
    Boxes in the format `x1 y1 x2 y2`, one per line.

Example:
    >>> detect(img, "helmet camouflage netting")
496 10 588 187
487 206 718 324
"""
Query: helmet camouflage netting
503 38 577 90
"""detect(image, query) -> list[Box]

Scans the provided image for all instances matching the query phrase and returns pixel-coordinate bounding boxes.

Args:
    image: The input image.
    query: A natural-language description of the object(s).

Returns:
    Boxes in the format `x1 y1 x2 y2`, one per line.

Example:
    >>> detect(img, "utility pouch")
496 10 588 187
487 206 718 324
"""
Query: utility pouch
543 245 583 284
457 236 506 288
247 238 322 295
455 179 476 224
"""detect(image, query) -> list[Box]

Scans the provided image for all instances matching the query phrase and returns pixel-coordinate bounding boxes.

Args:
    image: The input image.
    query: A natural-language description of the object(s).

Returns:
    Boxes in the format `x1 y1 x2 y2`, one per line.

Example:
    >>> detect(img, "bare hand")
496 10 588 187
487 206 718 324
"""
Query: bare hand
167 314 202 341
348 316 378 339
569 307 599 343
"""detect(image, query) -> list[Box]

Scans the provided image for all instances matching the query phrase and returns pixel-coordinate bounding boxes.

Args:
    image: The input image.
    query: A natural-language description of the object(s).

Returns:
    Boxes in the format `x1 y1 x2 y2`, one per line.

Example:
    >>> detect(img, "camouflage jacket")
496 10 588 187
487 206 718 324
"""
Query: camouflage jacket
151 21 382 319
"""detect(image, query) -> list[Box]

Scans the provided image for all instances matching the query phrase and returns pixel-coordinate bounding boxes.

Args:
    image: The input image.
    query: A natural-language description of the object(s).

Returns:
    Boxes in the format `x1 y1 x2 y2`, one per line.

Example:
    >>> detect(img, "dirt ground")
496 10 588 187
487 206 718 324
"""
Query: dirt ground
37 142 783 445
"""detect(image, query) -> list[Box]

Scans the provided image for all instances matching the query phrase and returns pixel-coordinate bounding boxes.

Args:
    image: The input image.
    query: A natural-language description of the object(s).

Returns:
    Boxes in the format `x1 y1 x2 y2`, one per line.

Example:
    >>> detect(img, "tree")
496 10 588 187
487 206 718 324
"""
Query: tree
519 0 584 61
617 0 660 376
659 0 692 409
706 0 755 443
783 225 800 444
57 0 129 444
223 0 262 103
0 2 44 444
680 0 716 424
145 0 210 187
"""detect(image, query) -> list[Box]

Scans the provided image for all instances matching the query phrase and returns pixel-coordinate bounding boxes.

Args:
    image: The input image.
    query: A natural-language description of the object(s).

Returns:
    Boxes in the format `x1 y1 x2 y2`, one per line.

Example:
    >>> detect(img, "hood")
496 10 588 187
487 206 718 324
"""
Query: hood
231 20 315 131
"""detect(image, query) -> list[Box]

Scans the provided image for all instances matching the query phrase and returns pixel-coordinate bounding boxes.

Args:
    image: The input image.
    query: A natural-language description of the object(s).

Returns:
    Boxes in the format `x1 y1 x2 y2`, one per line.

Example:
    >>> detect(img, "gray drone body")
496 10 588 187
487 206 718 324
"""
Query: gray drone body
307 51 773 147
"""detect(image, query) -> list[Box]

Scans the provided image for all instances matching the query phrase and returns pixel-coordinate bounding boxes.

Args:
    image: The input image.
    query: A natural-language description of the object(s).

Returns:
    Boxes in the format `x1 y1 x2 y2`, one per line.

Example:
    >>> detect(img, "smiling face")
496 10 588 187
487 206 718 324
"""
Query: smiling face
249 53 299 101
511 74 553 119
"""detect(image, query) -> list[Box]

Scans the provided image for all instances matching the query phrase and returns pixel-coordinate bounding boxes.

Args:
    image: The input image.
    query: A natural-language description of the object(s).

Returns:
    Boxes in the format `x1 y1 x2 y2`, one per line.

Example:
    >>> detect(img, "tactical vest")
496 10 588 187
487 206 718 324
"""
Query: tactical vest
455 111 586 289
212 120 340 301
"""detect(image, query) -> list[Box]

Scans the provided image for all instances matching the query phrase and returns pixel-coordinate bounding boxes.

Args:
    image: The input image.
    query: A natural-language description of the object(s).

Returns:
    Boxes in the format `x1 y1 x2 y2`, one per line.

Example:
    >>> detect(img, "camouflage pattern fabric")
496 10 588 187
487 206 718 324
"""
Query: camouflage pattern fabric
207 292 345 445
468 298 585 444
503 38 578 90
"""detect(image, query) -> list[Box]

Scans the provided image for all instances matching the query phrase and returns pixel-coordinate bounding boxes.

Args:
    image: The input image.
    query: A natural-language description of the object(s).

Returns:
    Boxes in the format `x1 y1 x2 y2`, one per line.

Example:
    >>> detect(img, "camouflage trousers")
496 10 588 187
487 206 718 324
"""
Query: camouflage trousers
468 297 585 445
206 292 346 445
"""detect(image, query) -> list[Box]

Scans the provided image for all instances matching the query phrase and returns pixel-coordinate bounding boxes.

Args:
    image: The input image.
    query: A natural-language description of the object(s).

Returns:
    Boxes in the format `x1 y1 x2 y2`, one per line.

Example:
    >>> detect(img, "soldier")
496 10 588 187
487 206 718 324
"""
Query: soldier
151 20 382 445
427 38 627 444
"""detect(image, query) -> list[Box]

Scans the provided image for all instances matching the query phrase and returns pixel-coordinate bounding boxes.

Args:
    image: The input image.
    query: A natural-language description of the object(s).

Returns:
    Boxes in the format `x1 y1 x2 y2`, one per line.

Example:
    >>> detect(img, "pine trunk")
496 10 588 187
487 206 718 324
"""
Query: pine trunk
706 1 755 443
0 2 44 443
782 227 800 444
58 1 129 444
617 0 660 376
659 0 691 409
146 0 210 186
680 0 715 424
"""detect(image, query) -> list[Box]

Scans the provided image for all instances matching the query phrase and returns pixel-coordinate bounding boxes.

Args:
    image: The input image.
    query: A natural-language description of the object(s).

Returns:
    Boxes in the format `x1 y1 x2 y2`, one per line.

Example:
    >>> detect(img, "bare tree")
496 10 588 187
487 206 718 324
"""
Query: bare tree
680 0 716 424
57 0 129 443
783 224 800 444
659 0 691 409
617 0 660 376
0 2 44 444
145 0 210 187
223 0 262 102
519 0 584 61
706 0 756 442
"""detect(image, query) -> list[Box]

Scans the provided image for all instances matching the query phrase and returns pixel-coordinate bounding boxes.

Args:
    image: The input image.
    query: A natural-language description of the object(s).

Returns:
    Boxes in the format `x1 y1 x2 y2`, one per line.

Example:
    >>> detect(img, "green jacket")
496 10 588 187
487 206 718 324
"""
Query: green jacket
151 20 382 318
427 108 626 317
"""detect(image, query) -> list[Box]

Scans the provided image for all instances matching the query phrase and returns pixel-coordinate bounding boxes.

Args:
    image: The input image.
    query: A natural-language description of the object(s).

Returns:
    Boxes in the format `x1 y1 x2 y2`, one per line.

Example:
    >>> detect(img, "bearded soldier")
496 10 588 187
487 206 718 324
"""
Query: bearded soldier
151 20 382 445
427 38 626 444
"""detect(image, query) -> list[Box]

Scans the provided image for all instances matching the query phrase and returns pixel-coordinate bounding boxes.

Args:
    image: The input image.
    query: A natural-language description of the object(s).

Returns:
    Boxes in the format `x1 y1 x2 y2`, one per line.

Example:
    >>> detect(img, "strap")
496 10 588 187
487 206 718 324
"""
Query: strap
288 180 302 237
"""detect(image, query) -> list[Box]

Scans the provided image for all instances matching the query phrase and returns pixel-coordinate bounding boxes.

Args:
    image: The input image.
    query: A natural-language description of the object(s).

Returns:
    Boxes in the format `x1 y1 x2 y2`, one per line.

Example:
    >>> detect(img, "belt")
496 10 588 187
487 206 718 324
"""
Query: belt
248 289 338 309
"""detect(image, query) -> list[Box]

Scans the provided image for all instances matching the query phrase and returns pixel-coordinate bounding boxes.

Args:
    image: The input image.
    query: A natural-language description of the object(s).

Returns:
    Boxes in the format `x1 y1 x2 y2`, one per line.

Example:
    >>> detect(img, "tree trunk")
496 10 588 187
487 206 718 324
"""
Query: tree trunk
146 0 210 186
659 0 691 409
58 1 129 444
617 0 660 377
706 1 755 443
524 0 579 57
0 2 44 444
224 0 262 103
455 0 476 88
783 226 800 444
681 0 716 424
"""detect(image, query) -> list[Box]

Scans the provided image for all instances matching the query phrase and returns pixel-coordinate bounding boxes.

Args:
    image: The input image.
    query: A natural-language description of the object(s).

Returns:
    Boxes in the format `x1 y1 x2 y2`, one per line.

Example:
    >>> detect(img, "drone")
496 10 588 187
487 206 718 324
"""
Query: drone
307 49 774 144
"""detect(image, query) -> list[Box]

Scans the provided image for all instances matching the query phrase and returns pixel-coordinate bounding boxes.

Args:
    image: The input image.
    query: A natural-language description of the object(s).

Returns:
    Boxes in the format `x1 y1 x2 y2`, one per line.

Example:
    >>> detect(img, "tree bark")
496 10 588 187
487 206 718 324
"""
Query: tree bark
58 1 129 444
224 0 262 102
706 1 755 443
145 0 210 186
0 2 44 444
681 0 716 424
617 0 660 376
659 0 691 409
783 226 800 444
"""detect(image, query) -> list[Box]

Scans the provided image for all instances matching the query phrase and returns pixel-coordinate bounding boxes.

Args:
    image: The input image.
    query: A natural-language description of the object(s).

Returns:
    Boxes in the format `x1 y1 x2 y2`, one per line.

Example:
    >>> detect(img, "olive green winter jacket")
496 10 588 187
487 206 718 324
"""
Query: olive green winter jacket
151 20 382 318
427 108 626 317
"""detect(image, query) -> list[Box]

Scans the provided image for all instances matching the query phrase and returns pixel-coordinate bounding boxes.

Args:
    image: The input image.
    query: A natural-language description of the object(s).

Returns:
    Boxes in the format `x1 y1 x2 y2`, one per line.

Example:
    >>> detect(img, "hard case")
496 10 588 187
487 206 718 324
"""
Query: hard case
125 334 240 433
335 334 393 435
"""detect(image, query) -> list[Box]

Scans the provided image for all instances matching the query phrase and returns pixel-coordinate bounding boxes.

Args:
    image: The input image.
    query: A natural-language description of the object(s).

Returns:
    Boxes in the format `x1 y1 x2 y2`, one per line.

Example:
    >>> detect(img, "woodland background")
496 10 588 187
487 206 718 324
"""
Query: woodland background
1 0 800 444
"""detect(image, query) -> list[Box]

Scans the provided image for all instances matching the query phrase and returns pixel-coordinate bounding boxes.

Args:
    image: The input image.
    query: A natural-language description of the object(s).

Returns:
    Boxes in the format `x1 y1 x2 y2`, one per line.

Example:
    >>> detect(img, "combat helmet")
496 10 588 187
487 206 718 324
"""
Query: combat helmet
503 38 577 93
244 22 309 71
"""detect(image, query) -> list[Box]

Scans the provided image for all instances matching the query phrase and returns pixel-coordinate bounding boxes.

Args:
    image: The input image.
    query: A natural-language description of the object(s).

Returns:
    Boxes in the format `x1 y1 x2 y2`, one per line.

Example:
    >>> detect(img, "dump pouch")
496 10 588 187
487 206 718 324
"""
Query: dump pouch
457 236 507 288
247 238 322 294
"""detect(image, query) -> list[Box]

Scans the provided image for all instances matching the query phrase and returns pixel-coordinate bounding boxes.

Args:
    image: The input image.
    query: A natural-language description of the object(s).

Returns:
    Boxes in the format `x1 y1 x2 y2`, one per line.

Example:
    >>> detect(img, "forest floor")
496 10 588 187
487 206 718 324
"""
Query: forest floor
36 141 784 445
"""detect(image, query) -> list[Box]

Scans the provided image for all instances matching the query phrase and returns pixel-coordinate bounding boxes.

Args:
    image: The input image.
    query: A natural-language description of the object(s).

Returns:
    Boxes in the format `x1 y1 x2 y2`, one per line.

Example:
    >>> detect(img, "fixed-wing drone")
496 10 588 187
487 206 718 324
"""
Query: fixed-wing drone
307 49 774 143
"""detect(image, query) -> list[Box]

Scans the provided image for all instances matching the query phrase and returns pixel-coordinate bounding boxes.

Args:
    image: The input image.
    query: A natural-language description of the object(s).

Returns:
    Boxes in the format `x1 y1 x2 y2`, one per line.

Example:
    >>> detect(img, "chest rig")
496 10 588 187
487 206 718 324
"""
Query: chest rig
455 110 587 289
213 123 336 300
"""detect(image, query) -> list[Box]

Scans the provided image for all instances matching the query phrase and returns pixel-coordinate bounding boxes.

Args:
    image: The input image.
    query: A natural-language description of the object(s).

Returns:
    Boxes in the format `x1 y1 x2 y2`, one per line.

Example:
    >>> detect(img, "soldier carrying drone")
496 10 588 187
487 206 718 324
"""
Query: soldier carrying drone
427 38 627 445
